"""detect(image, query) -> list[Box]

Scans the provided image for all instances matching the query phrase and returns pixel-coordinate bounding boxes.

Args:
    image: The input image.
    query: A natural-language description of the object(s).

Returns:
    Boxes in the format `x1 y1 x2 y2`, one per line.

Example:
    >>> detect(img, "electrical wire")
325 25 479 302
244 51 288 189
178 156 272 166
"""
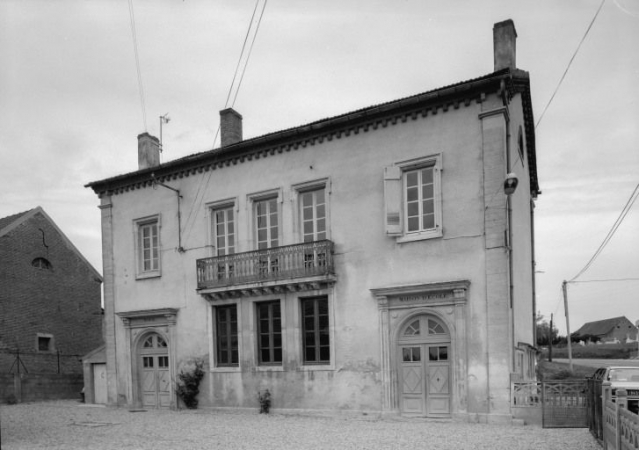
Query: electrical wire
127 0 147 131
535 0 606 130
569 182 639 281
182 0 268 244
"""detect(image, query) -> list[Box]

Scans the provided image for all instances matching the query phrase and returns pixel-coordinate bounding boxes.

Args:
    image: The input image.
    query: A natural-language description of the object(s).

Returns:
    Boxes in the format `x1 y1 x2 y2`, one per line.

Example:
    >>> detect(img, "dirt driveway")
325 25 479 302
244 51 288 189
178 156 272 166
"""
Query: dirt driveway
1 401 600 450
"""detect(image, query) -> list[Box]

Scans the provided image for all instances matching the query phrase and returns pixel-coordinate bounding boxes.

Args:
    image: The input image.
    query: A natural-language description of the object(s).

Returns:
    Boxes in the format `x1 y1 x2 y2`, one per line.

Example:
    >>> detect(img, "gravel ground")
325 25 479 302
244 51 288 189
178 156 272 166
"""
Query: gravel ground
1 401 601 450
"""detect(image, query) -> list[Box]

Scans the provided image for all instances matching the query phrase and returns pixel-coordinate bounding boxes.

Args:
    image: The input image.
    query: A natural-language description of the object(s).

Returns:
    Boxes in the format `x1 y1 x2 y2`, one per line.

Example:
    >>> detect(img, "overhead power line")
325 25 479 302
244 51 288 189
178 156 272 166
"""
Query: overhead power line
535 0 605 130
569 182 639 281
182 0 268 244
127 0 148 131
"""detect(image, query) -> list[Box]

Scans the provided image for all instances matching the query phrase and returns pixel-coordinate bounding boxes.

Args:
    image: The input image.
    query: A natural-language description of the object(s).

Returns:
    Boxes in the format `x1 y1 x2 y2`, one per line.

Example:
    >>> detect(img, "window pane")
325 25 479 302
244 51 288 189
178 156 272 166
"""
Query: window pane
429 347 438 361
317 204 325 219
408 217 419 232
319 347 330 361
422 184 434 200
422 167 433 184
407 201 419 217
407 187 418 202
406 171 418 187
423 214 435 230
439 346 448 361
306 347 316 362
412 347 421 362
403 348 411 362
423 199 434 214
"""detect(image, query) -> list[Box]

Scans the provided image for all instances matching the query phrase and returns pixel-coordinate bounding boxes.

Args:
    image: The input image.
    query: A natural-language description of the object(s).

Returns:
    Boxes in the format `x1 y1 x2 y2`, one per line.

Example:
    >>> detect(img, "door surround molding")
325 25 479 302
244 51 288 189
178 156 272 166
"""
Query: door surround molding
118 308 178 409
371 280 469 416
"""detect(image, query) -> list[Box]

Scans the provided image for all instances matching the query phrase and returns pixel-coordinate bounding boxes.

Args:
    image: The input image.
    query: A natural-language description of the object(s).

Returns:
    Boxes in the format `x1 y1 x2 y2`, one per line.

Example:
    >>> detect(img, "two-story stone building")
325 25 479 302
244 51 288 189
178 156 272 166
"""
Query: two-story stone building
87 20 540 422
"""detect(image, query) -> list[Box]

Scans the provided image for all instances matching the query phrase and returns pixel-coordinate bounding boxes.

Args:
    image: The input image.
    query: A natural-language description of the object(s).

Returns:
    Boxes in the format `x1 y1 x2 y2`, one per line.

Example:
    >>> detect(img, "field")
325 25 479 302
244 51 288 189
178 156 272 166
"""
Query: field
537 359 597 381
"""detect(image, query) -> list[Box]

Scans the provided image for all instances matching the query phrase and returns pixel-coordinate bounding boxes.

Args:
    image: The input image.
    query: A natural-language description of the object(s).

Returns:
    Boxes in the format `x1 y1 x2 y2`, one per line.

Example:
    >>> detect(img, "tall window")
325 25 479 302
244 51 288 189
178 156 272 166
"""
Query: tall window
405 166 435 233
257 301 282 365
255 198 278 249
383 155 442 241
216 305 238 366
300 188 326 242
212 206 235 279
301 297 330 364
136 217 160 277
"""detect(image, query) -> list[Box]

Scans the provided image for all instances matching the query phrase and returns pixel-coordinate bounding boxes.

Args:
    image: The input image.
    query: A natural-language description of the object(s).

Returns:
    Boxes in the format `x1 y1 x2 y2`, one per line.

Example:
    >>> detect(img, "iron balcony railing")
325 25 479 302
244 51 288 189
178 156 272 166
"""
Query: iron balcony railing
196 240 334 289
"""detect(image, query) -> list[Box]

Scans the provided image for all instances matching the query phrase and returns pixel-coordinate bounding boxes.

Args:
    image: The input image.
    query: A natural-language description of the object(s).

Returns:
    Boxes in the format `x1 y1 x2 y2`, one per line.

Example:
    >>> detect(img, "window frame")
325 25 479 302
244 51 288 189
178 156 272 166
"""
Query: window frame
292 178 331 243
247 188 282 250
385 154 443 243
134 215 161 279
35 333 55 353
256 300 283 366
214 304 239 367
300 296 330 365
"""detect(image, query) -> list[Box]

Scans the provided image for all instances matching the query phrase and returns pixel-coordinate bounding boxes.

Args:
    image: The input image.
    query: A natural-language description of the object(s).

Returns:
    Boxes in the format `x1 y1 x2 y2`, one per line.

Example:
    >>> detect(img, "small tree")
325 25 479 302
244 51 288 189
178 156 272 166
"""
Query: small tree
176 359 205 409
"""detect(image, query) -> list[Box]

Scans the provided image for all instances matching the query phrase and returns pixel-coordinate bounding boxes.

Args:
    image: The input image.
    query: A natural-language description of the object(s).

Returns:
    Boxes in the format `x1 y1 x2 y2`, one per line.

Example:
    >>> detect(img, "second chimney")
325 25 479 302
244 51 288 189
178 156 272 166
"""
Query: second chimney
220 108 243 147
493 19 517 71
138 132 160 170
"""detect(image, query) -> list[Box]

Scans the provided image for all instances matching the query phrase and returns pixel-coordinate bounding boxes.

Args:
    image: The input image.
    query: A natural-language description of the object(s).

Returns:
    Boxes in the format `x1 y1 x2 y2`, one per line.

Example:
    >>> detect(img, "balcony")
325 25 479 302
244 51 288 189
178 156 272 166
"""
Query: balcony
196 240 335 300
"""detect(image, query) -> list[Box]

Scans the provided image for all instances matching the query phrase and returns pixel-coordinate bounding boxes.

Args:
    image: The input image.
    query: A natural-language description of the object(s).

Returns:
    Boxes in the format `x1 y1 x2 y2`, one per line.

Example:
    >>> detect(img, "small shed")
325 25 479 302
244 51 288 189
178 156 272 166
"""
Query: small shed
82 345 106 404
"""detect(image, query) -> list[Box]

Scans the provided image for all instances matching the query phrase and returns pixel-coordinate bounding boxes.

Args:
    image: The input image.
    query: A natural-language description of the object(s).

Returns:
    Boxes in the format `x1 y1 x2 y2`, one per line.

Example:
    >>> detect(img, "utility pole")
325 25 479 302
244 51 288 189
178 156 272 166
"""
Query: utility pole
562 280 573 372
549 313 553 362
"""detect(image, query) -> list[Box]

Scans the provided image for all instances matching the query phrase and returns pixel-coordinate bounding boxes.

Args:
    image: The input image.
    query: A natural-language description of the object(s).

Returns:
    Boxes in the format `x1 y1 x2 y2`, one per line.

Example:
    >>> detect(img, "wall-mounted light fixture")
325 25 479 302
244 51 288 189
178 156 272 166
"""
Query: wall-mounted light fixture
504 172 519 195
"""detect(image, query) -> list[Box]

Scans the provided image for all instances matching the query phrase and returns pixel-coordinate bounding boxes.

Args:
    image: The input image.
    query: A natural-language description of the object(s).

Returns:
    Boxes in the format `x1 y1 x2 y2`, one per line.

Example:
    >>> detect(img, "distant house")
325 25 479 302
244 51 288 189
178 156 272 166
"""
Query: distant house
573 316 638 343
0 207 103 375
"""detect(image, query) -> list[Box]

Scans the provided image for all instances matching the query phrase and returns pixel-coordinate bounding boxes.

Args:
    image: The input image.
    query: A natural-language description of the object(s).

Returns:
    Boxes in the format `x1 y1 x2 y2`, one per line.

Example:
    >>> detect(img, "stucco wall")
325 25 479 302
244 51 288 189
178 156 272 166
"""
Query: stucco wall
102 89 534 416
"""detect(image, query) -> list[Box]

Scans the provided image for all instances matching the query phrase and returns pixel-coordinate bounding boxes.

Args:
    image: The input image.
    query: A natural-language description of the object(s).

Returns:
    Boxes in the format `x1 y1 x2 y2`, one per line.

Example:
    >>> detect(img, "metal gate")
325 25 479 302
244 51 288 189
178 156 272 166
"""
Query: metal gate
542 381 588 428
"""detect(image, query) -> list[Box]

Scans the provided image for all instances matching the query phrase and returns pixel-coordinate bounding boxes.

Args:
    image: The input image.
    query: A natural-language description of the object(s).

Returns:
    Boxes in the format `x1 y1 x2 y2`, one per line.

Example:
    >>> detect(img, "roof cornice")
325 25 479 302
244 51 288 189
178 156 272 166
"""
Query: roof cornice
87 69 538 197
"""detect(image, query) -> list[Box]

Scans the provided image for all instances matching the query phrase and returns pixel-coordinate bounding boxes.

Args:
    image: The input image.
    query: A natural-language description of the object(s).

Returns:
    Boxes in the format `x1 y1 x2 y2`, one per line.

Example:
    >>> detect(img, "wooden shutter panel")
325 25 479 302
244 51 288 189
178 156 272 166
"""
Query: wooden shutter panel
384 166 402 236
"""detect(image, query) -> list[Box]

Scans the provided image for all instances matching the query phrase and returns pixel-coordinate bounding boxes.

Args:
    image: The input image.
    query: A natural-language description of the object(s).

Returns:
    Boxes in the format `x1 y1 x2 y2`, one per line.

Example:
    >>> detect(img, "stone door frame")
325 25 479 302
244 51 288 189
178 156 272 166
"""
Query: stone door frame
117 308 178 409
371 280 469 417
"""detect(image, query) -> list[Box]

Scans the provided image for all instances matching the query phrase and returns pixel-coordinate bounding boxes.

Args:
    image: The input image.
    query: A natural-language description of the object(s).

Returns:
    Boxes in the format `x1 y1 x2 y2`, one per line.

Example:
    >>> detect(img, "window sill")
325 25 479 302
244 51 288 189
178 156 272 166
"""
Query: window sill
136 272 161 280
298 363 334 372
210 366 241 373
396 229 442 244
254 365 284 372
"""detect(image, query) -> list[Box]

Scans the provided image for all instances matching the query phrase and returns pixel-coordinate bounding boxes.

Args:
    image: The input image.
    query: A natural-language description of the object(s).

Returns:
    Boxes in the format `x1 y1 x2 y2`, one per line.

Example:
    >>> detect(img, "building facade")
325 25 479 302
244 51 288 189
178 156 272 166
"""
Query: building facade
87 20 540 421
0 207 103 374
574 316 639 343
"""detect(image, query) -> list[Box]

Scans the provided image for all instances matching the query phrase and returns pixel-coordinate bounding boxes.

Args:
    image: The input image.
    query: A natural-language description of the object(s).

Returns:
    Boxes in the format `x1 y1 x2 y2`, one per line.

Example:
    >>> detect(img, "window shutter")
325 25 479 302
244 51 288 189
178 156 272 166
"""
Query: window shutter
384 166 402 235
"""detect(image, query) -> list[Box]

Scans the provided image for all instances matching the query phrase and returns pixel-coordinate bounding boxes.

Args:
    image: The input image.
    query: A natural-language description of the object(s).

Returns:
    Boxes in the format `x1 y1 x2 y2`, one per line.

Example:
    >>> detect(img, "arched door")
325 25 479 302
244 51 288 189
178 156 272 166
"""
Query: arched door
139 333 170 409
398 315 451 417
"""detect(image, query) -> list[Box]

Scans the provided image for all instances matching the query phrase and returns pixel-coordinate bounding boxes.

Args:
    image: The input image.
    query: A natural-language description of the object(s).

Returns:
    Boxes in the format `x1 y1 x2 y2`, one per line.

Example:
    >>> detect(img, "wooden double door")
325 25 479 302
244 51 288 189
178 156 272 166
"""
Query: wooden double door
398 316 451 417
139 333 170 409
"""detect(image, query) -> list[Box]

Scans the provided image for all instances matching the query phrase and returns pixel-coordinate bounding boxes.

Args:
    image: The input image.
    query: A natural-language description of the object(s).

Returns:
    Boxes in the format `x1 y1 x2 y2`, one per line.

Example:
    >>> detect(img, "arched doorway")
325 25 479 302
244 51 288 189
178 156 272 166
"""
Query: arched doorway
138 332 170 409
398 314 451 417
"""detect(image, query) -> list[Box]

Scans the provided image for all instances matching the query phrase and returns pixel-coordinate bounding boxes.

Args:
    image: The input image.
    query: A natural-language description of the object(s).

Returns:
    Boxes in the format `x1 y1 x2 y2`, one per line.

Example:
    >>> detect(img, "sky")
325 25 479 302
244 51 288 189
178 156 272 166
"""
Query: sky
1 0 637 336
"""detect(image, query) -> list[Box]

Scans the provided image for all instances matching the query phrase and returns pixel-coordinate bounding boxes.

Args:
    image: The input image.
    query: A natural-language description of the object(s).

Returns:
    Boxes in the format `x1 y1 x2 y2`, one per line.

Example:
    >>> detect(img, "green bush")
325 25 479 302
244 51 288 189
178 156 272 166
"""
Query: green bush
176 359 205 409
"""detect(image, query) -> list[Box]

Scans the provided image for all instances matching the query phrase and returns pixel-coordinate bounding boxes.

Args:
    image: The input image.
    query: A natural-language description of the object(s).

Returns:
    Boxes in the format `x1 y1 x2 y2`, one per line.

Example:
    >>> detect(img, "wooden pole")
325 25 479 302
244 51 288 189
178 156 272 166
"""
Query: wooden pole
562 280 573 372
549 313 553 362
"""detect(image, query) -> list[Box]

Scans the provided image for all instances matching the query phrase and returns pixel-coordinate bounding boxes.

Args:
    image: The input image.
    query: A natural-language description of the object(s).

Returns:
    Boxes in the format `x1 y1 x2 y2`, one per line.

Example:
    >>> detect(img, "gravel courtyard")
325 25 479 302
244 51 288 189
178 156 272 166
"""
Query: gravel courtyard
1 401 600 450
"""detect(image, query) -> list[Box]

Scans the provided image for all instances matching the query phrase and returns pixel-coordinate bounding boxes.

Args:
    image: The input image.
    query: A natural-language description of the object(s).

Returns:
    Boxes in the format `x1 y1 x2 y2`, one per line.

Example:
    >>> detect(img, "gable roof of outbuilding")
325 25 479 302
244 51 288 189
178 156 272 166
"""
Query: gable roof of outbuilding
574 316 636 337
0 206 103 282
86 68 538 198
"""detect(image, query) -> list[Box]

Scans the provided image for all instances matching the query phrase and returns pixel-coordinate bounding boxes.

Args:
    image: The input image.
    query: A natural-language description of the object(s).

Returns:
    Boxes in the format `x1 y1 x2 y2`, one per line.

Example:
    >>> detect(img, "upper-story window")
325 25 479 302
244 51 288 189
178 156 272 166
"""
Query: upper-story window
211 203 236 280
300 188 326 243
135 215 160 278
384 154 442 242
255 198 279 249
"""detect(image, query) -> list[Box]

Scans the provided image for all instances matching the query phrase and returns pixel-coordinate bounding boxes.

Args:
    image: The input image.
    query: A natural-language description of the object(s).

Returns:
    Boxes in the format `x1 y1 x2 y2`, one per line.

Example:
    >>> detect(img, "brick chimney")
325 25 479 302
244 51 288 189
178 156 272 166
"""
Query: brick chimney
220 108 243 147
493 19 517 71
138 132 160 170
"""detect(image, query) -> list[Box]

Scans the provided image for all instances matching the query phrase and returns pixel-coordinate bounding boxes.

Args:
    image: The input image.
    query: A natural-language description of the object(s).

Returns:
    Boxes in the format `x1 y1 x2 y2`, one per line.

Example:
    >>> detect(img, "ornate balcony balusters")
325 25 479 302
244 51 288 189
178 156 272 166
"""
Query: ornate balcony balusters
196 240 334 289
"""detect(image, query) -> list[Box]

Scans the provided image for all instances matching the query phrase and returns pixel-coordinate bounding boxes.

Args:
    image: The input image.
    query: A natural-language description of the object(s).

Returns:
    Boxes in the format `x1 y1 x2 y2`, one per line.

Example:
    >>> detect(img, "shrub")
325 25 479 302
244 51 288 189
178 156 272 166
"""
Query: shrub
176 359 205 409
258 389 271 414
5 394 17 405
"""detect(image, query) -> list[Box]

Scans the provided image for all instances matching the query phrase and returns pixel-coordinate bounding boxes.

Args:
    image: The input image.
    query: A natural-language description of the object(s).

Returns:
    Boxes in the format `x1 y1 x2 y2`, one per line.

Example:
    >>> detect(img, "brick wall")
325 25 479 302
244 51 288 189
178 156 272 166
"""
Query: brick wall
0 211 103 374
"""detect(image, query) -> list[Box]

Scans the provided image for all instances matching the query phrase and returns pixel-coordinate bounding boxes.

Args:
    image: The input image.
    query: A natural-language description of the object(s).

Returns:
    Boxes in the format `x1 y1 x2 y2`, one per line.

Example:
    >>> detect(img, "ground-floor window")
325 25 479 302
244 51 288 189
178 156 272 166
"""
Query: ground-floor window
257 301 282 365
301 296 330 364
216 305 238 366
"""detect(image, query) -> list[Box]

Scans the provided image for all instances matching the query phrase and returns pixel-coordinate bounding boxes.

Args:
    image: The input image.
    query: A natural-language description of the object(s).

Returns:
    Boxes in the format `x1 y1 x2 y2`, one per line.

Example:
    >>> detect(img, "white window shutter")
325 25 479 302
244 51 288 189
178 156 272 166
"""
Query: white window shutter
384 166 402 235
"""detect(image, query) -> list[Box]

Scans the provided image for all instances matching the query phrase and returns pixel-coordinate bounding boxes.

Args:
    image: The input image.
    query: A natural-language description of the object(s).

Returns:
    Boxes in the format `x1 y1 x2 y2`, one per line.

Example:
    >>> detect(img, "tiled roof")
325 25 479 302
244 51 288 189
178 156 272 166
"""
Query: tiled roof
574 316 633 337
87 68 538 197
0 209 33 232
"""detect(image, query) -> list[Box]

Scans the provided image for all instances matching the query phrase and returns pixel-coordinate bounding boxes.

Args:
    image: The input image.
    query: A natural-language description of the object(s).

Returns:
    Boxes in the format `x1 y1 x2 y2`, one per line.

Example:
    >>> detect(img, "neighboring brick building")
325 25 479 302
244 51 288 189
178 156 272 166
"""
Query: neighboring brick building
87 20 540 421
0 207 103 374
